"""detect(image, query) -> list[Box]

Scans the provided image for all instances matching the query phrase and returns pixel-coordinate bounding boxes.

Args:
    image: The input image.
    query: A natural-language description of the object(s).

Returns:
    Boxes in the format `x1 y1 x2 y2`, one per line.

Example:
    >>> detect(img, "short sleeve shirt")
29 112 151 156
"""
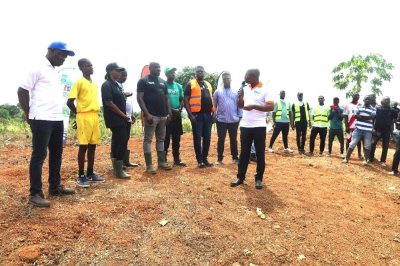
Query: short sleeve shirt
241 82 270 128
166 81 183 109
137 75 168 116
19 57 64 121
69 77 100 113
328 107 344 129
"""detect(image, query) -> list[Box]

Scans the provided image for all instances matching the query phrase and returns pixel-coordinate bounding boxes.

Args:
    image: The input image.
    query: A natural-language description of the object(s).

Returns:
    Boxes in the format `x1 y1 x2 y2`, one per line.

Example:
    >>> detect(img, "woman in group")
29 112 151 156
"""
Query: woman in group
101 63 131 178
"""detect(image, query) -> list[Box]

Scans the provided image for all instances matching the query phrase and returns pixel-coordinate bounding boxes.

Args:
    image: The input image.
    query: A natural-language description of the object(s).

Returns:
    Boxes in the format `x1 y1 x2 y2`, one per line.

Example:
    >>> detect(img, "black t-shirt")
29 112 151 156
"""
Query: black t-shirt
184 80 213 113
101 79 126 128
137 75 168 116
375 108 397 131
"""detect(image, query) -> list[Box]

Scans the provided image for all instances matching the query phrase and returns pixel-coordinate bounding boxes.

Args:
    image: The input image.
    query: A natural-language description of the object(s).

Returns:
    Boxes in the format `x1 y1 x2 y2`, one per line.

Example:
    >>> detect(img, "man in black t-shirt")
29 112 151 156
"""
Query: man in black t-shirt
184 66 216 168
137 62 172 174
370 96 397 166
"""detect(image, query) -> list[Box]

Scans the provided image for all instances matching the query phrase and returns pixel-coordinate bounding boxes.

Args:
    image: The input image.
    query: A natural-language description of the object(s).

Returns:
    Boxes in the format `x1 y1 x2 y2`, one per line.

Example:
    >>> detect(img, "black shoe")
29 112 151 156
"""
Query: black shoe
255 180 263 189
231 178 244 187
174 160 187 166
249 156 257 162
203 160 213 167
49 185 76 196
28 193 50 207
198 162 206 168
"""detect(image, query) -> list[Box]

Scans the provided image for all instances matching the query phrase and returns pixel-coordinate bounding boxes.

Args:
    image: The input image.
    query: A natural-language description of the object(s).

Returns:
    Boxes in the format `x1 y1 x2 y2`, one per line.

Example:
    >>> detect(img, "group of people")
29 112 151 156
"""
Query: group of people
266 90 400 172
17 41 400 207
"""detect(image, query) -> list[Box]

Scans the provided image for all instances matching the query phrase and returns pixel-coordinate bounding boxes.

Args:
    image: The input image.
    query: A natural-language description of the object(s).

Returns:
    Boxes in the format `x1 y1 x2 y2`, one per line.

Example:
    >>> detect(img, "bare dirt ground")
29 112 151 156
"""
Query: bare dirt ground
0 131 399 266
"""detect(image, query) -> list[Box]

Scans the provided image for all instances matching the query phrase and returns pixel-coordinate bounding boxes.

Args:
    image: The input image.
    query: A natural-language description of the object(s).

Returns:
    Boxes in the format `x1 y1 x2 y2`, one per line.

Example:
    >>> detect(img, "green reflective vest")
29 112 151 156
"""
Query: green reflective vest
293 103 310 122
313 106 329 127
275 101 290 120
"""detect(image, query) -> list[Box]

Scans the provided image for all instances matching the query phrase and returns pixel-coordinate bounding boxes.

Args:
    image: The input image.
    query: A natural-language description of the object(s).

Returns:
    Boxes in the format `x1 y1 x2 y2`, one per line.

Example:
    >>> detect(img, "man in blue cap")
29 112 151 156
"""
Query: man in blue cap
17 41 76 207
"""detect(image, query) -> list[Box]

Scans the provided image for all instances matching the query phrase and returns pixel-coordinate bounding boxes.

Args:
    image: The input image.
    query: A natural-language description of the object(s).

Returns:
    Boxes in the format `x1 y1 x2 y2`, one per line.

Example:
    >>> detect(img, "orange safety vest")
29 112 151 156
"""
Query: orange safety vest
188 79 215 112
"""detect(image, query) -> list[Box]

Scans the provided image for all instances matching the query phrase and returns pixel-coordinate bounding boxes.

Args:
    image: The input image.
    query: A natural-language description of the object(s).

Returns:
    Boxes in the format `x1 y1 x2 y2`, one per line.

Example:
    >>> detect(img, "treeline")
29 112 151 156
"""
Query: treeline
0 104 23 120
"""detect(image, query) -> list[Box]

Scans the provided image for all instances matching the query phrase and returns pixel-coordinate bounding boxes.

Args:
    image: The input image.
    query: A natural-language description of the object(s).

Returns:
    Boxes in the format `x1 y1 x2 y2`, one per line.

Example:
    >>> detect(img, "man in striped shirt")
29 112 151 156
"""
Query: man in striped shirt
213 72 241 165
342 95 376 164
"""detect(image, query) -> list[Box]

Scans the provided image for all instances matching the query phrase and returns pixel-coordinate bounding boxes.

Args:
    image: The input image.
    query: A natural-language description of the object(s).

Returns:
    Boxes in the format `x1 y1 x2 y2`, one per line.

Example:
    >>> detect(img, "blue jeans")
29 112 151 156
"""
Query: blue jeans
191 113 212 163
349 128 372 150
29 120 64 195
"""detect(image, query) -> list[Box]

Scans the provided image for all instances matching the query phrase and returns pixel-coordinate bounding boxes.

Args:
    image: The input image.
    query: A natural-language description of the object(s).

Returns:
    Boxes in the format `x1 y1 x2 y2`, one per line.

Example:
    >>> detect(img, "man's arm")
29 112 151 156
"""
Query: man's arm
67 98 76 114
17 87 29 123
243 101 274 112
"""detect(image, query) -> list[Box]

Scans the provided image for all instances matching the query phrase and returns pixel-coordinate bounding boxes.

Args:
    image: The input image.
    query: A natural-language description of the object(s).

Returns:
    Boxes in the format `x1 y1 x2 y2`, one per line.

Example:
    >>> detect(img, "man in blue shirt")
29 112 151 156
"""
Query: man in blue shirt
213 72 241 165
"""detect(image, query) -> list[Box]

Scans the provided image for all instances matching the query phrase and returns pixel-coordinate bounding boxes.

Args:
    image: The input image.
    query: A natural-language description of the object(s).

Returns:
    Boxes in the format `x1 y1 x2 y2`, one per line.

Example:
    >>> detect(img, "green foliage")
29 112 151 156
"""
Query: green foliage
175 66 219 93
0 108 10 119
0 104 22 119
332 53 394 98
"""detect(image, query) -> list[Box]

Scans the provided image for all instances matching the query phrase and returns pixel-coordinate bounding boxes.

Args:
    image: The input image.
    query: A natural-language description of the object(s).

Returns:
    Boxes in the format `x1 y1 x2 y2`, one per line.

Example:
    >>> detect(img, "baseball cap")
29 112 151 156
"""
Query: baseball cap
48 41 75 56
164 67 177 74
297 92 303 95
106 63 125 73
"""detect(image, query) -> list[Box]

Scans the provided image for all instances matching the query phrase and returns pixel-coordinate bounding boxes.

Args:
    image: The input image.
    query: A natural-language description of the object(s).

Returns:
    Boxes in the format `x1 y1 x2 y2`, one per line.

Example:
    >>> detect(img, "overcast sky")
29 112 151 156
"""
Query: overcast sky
1 0 399 110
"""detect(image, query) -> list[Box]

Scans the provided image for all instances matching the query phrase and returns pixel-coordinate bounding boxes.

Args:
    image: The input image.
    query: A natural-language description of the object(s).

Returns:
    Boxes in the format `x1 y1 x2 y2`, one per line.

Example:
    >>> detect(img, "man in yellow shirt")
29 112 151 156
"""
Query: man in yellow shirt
67 58 105 187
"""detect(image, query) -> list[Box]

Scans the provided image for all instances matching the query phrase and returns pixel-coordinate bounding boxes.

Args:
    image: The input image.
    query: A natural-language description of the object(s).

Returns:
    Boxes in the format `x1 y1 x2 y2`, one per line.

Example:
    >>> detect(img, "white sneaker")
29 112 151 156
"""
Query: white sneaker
267 148 274 153
284 148 293 153
214 161 223 166
342 158 348 163
380 162 386 167
340 153 345 159
388 171 398 175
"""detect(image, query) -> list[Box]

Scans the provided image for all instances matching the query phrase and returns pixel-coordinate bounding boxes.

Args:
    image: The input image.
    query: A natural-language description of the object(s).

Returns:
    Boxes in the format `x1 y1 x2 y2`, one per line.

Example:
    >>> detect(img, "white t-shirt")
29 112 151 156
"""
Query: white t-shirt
343 102 361 129
241 82 270 128
20 57 64 121
126 97 133 122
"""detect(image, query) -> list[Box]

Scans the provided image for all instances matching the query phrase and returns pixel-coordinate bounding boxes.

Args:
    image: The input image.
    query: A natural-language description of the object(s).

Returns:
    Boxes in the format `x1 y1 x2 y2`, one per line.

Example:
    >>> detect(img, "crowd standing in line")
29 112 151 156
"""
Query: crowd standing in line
17 41 400 207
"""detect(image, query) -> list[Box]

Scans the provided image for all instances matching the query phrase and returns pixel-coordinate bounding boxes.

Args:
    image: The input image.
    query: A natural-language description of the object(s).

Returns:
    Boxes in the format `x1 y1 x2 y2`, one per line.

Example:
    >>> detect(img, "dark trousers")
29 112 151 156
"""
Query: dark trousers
237 127 266 181
370 130 390 162
295 121 308 151
391 139 400 172
191 113 212 163
328 128 344 154
269 122 289 149
216 121 239 161
310 127 327 153
126 122 131 143
110 125 128 160
164 115 183 162
29 120 64 196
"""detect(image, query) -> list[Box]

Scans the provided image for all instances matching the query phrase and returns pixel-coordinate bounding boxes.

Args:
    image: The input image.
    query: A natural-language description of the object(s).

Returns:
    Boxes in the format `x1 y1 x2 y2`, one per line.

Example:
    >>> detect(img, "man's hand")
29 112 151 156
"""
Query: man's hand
212 113 217 124
131 116 136 124
145 113 154 125
23 112 30 124
72 120 77 129
189 114 196 125
243 105 255 111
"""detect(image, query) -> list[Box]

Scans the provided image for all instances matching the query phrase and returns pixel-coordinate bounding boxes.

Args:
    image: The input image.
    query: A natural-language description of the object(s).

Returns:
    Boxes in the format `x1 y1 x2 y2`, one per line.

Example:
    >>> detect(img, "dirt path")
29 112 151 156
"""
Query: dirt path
0 131 399 265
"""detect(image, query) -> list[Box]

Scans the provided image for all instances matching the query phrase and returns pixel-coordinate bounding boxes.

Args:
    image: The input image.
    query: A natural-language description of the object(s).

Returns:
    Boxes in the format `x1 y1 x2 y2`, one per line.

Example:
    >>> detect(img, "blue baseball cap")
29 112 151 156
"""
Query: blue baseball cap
48 41 75 56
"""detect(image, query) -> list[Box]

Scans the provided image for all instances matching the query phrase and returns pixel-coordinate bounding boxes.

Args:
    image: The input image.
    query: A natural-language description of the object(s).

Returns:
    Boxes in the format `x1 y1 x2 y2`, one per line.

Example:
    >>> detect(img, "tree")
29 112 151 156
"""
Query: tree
332 53 394 98
0 104 22 118
175 66 219 93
